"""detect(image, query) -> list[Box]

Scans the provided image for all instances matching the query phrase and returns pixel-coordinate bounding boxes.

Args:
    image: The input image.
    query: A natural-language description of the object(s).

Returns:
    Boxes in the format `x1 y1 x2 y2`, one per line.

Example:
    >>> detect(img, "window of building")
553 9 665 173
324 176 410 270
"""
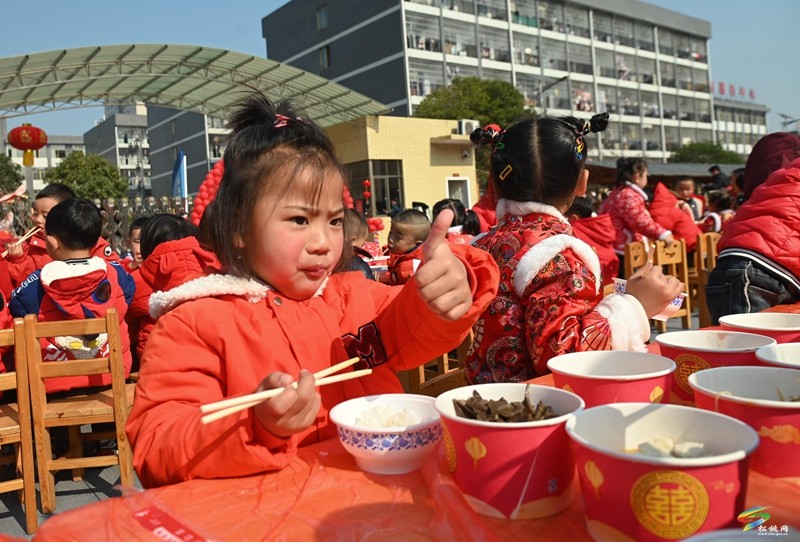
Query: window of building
443 18 477 58
540 36 567 71
564 5 590 38
512 31 539 66
55 149 67 159
662 92 678 120
615 51 636 81
696 127 713 143
592 11 613 43
677 64 692 91
675 32 692 60
692 67 709 93
690 36 707 62
657 28 674 57
613 16 635 48
622 122 642 150
597 84 618 114
642 124 661 150
407 13 441 52
659 59 675 88
478 25 511 62
634 22 655 52
345 160 404 216
567 43 592 75
618 87 640 116
638 57 656 85
537 0 564 32
316 5 328 30
320 46 330 70
477 0 507 21
696 99 711 123
680 125 697 146
641 90 659 118
678 95 696 121
511 0 537 27
595 49 615 79
409 58 445 97
601 117 621 150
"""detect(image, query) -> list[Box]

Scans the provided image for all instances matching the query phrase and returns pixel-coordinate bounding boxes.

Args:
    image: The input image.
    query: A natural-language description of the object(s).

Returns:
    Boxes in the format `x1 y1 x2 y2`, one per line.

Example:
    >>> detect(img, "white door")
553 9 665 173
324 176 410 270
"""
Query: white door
447 178 470 208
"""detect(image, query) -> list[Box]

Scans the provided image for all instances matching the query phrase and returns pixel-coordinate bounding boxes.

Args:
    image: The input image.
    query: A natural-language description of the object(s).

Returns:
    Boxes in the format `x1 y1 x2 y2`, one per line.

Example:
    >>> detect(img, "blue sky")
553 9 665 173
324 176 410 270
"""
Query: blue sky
1 0 797 135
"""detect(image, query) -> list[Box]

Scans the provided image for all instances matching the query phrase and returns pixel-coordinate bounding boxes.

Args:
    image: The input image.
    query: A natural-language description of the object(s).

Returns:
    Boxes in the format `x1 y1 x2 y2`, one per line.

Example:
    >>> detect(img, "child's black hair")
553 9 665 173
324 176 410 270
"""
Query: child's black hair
343 208 370 244
129 216 150 237
673 176 695 189
462 210 481 236
707 190 733 212
140 214 200 260
207 90 346 277
432 198 467 227
471 113 608 207
37 182 76 203
45 197 101 250
392 209 431 243
615 157 648 187
567 195 595 219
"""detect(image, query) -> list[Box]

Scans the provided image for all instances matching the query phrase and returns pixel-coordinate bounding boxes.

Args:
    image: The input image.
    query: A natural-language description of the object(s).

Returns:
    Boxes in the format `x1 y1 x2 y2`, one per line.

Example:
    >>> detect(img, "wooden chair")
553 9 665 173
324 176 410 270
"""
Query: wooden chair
401 332 473 397
0 319 37 534
623 240 648 279
23 308 135 515
695 232 722 328
652 238 693 332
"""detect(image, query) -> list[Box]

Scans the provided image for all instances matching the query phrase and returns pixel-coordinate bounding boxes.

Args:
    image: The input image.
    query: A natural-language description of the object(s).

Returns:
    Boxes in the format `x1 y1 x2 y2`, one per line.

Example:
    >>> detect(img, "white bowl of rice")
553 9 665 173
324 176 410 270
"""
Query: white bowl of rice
329 393 441 475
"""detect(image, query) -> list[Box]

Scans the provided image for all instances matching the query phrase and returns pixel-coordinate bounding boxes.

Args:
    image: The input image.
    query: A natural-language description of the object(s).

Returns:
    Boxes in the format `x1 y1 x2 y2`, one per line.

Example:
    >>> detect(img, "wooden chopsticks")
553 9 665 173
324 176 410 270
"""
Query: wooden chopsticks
1 226 41 258
199 357 369 424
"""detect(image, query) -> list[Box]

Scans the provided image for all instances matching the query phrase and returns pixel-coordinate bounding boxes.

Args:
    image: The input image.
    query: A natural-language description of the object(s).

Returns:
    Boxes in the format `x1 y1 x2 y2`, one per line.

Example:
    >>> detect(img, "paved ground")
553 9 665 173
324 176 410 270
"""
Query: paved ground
0 313 699 539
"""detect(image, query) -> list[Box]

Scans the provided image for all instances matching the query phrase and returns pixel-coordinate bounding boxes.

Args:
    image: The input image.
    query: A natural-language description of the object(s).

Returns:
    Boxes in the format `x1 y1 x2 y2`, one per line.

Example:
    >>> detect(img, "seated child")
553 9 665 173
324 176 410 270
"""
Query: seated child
125 92 498 487
385 209 430 285
467 116 682 382
123 216 149 273
673 176 706 221
5 183 120 288
432 198 480 245
127 214 220 360
342 208 375 280
699 190 735 232
8 197 135 394
566 195 619 288
648 182 701 254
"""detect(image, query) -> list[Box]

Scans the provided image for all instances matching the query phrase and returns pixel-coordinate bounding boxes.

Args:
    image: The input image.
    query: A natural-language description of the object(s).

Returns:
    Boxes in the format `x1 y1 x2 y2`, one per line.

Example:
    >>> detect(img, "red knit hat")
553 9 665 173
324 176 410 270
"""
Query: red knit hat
743 132 800 199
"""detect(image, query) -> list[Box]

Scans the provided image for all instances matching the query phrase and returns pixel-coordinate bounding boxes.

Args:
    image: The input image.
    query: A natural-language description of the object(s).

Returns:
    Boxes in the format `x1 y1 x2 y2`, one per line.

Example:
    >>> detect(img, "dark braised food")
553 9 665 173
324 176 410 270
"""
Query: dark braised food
453 385 558 422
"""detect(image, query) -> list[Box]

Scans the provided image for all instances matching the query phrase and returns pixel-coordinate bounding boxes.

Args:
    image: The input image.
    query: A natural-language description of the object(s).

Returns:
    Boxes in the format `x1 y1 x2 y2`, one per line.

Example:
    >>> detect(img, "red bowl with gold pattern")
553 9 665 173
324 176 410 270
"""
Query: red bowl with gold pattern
566 403 758 542
547 351 675 408
434 383 584 520
719 313 800 344
689 366 800 478
655 331 776 405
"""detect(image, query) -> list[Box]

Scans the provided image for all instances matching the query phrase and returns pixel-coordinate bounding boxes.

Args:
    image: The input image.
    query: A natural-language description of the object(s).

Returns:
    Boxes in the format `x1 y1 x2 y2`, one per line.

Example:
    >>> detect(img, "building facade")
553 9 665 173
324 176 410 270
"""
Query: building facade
262 0 766 162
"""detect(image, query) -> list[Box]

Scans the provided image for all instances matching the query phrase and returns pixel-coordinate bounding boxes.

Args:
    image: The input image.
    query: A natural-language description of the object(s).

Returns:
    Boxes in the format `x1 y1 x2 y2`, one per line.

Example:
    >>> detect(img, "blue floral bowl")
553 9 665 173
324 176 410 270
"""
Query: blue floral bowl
329 394 442 474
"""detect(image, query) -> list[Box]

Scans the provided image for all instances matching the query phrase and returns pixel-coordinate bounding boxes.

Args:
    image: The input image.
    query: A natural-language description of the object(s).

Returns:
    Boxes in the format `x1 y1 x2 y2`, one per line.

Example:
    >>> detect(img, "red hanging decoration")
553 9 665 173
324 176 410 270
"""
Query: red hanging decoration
362 191 371 200
362 179 371 188
7 123 48 166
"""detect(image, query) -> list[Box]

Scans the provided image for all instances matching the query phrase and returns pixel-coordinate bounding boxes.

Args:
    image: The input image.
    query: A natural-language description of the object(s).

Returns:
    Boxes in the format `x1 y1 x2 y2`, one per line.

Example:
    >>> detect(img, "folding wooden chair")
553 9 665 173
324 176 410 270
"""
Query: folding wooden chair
623 240 648 279
0 319 37 534
652 238 693 332
23 308 135 515
400 331 473 397
695 232 721 328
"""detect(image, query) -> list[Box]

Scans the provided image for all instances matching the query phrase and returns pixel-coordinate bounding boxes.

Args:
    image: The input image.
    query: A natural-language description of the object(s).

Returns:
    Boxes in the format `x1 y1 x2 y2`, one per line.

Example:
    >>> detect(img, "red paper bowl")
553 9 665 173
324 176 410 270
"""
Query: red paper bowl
547 351 675 408
719 313 800 344
434 383 584 520
655 331 776 405
755 343 800 369
566 403 759 542
689 366 800 478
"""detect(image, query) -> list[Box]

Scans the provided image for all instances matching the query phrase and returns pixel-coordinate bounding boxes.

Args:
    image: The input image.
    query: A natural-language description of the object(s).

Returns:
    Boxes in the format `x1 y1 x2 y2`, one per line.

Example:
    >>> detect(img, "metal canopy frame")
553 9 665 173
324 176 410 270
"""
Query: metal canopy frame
0 44 391 127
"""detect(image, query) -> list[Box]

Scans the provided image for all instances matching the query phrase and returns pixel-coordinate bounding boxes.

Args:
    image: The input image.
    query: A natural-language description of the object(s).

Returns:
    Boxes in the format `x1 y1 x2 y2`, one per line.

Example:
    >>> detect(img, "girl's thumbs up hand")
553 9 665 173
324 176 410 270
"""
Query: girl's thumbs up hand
414 209 472 321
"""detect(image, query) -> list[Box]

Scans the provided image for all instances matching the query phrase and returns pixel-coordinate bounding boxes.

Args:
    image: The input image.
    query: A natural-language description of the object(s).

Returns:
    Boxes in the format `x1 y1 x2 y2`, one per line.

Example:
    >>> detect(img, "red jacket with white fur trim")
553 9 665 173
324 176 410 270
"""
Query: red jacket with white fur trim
467 200 650 383
126 246 498 487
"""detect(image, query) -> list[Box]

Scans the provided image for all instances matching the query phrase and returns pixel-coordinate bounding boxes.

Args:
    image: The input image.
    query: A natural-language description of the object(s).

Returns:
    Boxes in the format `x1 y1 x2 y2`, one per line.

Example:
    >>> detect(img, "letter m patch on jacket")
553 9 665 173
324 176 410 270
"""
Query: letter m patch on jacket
341 322 387 369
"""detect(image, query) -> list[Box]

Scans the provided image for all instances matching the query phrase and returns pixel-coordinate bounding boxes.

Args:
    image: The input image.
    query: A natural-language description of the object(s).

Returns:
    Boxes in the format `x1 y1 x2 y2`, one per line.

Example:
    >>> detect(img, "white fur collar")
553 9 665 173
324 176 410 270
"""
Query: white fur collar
512 234 602 297
148 273 331 319
625 182 649 201
496 199 569 224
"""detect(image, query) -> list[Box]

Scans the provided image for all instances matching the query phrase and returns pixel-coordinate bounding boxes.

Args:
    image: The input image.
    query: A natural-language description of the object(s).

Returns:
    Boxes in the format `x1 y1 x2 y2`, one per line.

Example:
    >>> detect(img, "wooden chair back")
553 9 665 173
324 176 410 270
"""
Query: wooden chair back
23 308 135 515
695 232 722 327
0 320 37 533
401 332 472 397
623 240 648 279
652 238 693 332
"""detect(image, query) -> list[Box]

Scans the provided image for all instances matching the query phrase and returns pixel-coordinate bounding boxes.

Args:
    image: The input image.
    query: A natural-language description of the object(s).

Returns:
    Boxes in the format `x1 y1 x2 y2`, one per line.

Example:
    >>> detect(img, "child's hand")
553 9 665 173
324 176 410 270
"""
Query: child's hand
625 260 684 319
414 209 472 321
252 370 320 438
6 241 22 258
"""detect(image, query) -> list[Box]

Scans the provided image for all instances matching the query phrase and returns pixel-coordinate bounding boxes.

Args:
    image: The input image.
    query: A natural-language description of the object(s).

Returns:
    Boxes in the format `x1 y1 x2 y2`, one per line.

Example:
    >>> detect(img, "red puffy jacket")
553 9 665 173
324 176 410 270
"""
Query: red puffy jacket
648 182 701 253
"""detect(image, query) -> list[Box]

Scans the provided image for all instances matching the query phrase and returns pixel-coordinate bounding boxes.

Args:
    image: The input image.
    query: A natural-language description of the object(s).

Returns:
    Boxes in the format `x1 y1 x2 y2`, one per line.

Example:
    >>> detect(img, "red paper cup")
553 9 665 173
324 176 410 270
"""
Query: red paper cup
689 366 800 478
719 313 800 344
755 343 800 370
655 331 776 406
566 403 759 542
547 351 675 408
434 383 584 520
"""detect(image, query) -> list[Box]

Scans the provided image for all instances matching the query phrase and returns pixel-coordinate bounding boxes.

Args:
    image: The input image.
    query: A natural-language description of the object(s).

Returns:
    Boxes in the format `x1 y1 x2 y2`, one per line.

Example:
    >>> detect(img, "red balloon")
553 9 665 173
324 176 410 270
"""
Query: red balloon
362 191 371 200
362 179 371 188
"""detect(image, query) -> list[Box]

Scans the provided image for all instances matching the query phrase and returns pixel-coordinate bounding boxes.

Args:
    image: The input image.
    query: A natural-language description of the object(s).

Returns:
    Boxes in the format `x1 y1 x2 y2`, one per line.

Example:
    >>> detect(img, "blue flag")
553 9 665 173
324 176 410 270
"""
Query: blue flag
172 150 187 199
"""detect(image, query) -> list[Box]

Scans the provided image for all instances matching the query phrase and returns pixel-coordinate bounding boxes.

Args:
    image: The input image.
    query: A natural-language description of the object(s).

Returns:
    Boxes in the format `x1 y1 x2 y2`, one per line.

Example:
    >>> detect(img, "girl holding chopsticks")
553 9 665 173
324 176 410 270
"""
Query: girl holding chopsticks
4 183 120 287
126 91 499 487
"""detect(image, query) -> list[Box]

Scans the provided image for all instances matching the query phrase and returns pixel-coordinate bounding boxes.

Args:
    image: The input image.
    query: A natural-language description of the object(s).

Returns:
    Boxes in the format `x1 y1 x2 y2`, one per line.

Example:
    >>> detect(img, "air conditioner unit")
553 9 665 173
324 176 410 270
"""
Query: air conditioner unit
458 119 481 135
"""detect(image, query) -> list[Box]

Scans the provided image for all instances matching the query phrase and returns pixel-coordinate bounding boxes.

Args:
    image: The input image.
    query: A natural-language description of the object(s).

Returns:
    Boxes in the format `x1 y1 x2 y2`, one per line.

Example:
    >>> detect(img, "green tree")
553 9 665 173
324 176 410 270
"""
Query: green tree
43 151 128 199
414 77 528 186
669 141 744 165
0 154 24 194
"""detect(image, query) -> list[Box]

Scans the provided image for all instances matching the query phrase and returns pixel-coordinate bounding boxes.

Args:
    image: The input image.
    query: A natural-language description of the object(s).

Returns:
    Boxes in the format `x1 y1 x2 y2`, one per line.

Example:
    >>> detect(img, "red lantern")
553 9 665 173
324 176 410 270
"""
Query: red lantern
362 191 371 200
362 179 371 188
7 123 48 166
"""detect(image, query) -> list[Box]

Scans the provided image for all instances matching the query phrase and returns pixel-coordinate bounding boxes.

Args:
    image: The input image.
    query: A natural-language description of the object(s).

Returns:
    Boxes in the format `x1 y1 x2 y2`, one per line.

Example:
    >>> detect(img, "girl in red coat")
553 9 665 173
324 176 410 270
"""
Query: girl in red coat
126 92 498 487
466 116 682 382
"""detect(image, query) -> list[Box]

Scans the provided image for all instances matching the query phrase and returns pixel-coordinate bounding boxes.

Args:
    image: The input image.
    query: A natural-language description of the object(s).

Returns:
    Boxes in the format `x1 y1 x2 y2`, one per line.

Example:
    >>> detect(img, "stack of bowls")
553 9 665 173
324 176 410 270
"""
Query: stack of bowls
719 312 800 344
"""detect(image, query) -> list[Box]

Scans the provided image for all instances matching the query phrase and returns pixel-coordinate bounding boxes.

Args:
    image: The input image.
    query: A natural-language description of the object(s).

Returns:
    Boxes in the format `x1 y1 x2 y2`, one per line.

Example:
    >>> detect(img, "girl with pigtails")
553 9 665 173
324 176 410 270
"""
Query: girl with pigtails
465 113 683 383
